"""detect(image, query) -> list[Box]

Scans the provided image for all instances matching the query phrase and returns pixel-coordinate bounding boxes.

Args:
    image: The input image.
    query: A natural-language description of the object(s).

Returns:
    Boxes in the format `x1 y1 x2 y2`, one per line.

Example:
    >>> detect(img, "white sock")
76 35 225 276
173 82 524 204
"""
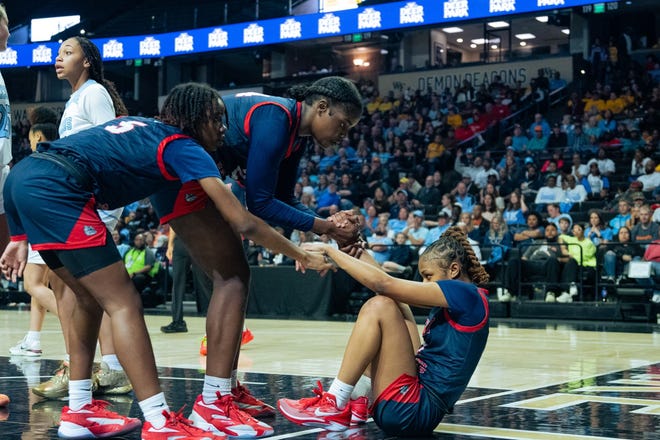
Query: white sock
328 378 354 410
102 354 123 371
25 331 41 345
351 375 372 401
69 379 93 411
203 375 231 404
230 370 239 389
139 392 169 429
64 353 70 363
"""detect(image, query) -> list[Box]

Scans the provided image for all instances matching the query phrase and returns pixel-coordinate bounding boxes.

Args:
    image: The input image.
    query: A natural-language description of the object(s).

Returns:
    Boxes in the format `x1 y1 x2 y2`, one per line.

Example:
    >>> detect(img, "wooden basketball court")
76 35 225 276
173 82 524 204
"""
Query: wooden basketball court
0 309 658 439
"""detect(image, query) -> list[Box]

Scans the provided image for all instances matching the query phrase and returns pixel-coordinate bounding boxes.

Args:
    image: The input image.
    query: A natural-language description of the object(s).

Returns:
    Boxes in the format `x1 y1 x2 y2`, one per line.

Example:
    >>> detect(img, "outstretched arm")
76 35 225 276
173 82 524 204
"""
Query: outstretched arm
199 176 330 272
303 242 448 308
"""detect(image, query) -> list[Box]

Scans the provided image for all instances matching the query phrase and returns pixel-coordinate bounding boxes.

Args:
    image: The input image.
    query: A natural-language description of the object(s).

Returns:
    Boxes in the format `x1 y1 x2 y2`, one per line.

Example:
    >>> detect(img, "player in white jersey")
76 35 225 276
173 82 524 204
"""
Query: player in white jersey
30 36 133 399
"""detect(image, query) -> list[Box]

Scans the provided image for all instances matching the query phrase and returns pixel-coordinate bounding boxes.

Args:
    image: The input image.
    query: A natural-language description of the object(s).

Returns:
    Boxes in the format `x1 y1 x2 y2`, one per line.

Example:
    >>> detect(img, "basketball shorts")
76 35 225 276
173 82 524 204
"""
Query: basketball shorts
149 180 210 224
371 373 446 436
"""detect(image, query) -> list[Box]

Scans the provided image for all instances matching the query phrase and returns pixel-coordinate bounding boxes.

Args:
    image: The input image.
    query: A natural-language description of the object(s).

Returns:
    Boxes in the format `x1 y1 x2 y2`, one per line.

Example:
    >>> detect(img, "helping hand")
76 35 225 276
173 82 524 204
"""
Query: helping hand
0 241 28 282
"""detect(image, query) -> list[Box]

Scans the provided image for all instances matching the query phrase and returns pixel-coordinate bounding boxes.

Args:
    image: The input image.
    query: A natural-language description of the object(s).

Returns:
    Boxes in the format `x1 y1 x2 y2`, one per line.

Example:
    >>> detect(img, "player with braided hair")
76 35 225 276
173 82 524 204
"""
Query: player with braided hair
218 76 364 247
193 77 364 422
279 226 490 436
1 82 333 439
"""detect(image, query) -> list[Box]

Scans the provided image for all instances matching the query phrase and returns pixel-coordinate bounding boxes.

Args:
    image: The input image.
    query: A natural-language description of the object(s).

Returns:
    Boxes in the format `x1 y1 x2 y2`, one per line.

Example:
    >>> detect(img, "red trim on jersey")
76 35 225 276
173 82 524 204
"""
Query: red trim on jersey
443 288 489 333
11 234 27 242
32 198 107 251
244 101 302 158
158 181 209 224
157 134 191 180
284 101 303 159
371 373 421 410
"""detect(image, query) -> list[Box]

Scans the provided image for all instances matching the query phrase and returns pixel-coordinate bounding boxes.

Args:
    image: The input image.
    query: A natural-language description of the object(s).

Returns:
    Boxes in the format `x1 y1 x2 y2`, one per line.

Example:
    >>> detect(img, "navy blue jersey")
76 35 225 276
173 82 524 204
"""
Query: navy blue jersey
416 280 489 412
37 116 221 209
219 93 316 232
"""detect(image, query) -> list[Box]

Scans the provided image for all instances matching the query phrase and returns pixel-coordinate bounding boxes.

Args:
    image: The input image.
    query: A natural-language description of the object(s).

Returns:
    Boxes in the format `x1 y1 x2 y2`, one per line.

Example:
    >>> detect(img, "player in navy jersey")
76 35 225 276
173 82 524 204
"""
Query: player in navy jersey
0 82 331 440
278 226 490 436
218 76 363 245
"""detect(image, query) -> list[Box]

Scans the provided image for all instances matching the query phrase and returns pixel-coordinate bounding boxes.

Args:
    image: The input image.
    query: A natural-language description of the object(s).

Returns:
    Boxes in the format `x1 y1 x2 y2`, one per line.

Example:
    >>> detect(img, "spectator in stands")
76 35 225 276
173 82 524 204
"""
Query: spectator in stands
635 159 660 193
563 174 588 206
549 71 567 91
454 148 482 182
402 210 429 247
609 198 632 235
521 161 543 200
553 222 598 302
598 110 617 135
124 233 157 296
630 149 651 180
582 162 611 200
423 211 452 250
474 158 499 190
528 113 551 137
452 180 475 214
506 222 561 300
602 226 644 282
367 220 393 265
511 124 529 153
412 175 442 212
567 124 590 155
527 125 549 153
387 206 410 235
640 239 660 304
424 133 446 174
535 175 565 210
316 182 341 217
369 185 390 215
557 214 574 237
480 193 499 223
585 209 614 247
470 204 489 243
502 189 529 232
362 204 379 238
112 230 130 258
547 123 568 152
630 205 659 245
389 188 412 219
483 214 512 282
587 147 616 178
545 203 564 227
381 232 416 279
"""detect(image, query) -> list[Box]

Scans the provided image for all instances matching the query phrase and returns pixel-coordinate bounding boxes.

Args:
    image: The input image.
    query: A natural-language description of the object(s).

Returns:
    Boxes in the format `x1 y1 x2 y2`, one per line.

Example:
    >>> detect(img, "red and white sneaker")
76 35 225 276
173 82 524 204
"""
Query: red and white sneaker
232 383 275 418
349 396 369 425
189 393 274 438
142 409 227 440
277 382 351 432
57 399 141 438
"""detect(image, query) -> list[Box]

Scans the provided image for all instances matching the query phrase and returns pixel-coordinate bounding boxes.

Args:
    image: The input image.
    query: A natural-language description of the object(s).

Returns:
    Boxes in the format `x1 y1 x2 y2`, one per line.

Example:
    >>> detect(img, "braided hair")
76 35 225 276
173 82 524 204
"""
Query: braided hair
288 76 363 120
72 37 128 117
421 226 490 285
159 82 223 141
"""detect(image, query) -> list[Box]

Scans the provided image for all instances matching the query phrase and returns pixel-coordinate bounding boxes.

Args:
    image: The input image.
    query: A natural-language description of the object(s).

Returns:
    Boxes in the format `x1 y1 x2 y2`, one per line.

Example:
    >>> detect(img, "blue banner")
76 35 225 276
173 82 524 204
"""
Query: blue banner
0 0 597 68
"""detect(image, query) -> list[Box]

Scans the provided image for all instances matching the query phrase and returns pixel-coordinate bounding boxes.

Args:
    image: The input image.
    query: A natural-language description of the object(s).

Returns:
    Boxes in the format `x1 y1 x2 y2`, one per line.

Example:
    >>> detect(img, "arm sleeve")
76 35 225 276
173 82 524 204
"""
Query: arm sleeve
244 106 315 232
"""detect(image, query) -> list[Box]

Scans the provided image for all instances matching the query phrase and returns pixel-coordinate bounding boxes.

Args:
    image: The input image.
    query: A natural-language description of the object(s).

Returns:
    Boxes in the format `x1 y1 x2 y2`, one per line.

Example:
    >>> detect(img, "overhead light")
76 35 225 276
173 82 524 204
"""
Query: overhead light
380 49 388 54
442 27 463 33
353 58 364 66
488 21 509 28
515 33 536 40
535 16 549 22
363 62 370 67
561 29 570 35
80 29 86 35
520 41 527 46
456 38 463 43
471 38 500 45
491 44 498 49
470 43 477 48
